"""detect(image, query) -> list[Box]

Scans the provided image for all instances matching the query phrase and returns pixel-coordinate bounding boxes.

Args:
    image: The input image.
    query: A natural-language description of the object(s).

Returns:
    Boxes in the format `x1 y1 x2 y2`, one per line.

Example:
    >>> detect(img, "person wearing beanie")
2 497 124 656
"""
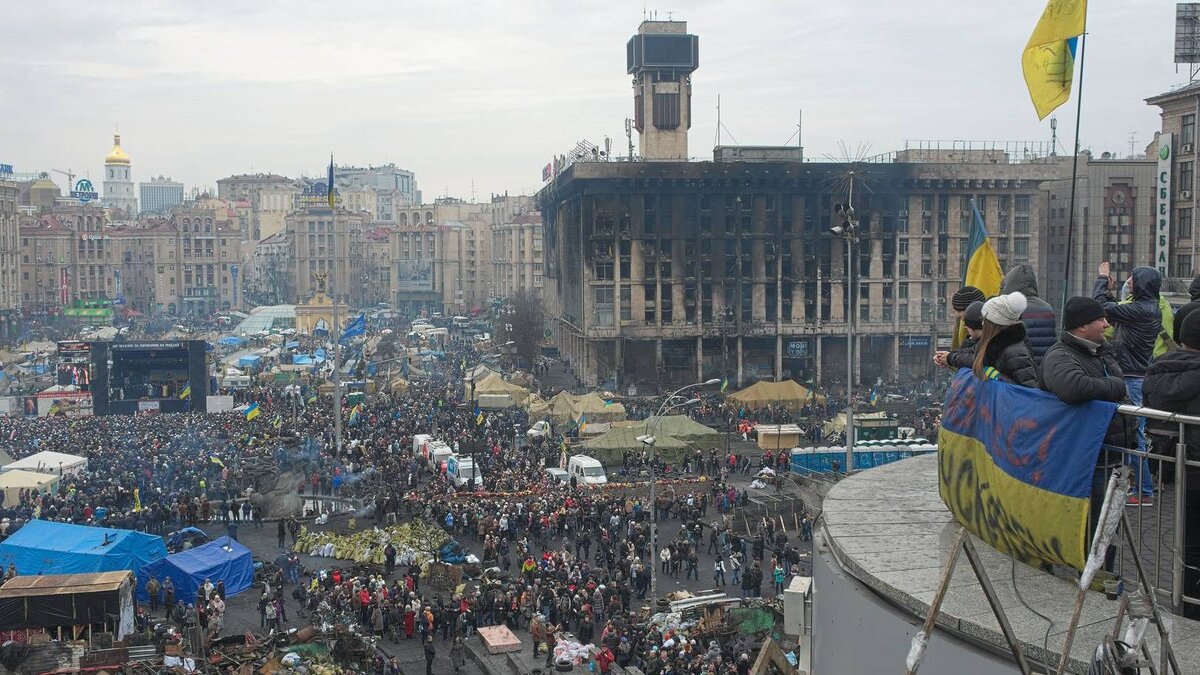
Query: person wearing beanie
935 301 985 371
968 292 1038 387
1094 262 1163 503
951 286 986 315
1000 264 1057 367
1145 309 1200 615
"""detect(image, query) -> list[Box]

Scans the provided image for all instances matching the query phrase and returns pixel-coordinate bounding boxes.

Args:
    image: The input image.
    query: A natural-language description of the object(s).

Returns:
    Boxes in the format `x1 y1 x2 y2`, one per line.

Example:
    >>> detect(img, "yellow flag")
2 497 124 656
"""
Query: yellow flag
1021 0 1087 120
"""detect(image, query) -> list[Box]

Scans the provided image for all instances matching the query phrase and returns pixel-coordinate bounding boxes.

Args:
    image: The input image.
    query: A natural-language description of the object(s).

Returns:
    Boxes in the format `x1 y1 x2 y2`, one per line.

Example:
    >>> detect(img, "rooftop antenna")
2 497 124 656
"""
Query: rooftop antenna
715 94 721 148
1050 117 1058 157
471 178 476 203
1128 132 1137 158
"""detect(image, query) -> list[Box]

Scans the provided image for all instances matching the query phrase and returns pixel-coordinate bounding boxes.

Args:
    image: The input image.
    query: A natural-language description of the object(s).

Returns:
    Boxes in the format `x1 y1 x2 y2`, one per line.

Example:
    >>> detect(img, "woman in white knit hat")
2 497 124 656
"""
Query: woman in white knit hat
971 291 1039 388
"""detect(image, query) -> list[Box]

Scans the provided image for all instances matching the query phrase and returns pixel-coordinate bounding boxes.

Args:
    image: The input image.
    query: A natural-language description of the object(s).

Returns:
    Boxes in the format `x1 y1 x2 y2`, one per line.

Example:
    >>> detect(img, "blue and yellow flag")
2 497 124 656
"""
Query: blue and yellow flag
210 456 224 467
937 369 1116 570
956 199 1005 347
476 410 484 426
720 377 729 394
244 403 261 421
868 384 879 406
272 414 283 429
179 384 191 400
1022 0 1087 120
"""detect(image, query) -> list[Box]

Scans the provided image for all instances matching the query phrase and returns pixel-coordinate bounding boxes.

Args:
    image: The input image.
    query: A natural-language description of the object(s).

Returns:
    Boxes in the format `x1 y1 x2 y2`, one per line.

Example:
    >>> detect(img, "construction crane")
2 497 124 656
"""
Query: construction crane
51 168 75 189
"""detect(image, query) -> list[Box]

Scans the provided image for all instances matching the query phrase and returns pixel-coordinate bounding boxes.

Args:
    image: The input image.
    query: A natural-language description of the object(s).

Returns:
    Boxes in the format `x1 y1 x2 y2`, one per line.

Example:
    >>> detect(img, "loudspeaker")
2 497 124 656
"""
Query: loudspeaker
90 342 110 416
187 340 209 413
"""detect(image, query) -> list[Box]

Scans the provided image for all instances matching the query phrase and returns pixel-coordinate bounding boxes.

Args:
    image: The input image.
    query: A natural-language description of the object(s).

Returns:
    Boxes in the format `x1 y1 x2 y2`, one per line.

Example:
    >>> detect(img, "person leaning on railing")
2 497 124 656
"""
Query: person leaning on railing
1143 310 1200 620
1039 297 1132 571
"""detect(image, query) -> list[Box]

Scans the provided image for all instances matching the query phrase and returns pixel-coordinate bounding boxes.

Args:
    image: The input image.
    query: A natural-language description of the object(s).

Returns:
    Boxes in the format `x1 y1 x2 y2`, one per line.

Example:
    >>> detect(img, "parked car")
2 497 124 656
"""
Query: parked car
527 421 552 439
166 527 210 553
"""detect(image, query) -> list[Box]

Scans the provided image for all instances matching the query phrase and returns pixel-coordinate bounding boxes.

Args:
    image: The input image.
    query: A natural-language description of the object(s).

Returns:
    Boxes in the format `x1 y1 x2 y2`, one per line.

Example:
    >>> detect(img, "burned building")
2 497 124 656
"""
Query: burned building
538 152 1062 391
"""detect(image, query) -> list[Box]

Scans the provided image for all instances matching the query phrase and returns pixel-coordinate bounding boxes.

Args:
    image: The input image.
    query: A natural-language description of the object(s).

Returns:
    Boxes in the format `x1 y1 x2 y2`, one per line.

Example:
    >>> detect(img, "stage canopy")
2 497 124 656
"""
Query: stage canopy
137 536 253 603
0 521 166 576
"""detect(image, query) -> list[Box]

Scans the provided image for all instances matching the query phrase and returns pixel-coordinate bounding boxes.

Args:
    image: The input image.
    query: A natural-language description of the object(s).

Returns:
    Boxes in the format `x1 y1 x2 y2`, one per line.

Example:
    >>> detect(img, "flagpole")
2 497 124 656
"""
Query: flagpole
1061 31 1087 314
333 212 343 456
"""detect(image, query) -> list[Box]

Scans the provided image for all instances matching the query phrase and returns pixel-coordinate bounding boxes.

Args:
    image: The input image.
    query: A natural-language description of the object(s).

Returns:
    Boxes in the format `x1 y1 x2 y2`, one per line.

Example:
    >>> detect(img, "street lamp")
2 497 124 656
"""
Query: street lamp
832 195 859 474
642 378 721 606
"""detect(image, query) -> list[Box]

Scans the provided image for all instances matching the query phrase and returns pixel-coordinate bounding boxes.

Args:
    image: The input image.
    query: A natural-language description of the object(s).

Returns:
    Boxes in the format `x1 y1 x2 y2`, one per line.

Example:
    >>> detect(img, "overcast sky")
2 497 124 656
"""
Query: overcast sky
0 1 1183 202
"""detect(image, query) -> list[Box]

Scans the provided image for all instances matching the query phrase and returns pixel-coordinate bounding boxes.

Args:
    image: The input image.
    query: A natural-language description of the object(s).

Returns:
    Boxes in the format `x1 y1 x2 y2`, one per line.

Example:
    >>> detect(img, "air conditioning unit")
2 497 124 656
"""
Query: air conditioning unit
898 210 909 216
1184 143 1194 154
1183 190 1194 200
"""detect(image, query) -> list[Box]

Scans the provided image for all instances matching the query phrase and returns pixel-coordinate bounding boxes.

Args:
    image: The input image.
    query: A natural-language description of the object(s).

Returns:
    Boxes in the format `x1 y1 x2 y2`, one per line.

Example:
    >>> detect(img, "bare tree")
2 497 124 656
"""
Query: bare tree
496 290 545 368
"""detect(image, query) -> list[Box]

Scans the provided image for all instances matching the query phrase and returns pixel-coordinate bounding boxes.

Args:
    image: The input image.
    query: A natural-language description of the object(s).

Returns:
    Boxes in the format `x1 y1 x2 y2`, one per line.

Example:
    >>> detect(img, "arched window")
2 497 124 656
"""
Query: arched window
425 211 433 225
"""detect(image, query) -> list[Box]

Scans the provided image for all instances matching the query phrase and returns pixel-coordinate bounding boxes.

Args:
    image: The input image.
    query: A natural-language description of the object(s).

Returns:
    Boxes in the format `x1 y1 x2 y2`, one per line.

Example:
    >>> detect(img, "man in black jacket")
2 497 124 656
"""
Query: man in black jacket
1094 262 1162 504
1041 297 1128 569
1001 263 1057 367
1172 274 1200 345
1144 310 1200 618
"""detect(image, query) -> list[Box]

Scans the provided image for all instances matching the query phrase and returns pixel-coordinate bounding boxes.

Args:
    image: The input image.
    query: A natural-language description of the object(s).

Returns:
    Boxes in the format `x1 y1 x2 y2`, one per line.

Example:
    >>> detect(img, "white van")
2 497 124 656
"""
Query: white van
448 455 482 487
413 434 432 458
428 442 453 472
452 316 470 328
567 454 608 485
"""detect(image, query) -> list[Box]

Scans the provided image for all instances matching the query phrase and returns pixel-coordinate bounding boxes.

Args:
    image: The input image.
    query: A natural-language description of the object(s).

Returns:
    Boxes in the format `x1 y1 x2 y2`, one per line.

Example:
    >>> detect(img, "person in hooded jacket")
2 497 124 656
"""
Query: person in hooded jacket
1144 310 1200 618
1172 274 1200 346
970 292 1039 388
1001 263 1057 367
1094 263 1163 504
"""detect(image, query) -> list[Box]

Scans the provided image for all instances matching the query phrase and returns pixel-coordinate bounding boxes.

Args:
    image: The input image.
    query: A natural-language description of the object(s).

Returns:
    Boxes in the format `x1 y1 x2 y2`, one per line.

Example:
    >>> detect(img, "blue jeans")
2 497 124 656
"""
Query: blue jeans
1124 376 1154 497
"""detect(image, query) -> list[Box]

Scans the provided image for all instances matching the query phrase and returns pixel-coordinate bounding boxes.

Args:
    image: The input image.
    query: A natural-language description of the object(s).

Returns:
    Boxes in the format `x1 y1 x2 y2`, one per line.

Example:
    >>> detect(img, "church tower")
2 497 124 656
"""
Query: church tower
103 131 138 215
628 20 699 160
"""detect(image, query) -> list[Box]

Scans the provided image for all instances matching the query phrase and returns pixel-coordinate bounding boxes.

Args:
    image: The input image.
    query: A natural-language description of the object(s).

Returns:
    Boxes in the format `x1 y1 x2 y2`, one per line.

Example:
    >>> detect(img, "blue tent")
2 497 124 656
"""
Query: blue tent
0 520 166 576
238 354 262 368
137 536 254 603
217 336 246 347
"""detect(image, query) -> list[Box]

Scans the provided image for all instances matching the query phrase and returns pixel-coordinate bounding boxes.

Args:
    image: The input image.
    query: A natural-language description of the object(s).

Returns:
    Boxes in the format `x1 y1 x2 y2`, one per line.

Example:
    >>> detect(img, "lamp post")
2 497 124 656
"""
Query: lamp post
832 182 859 474
638 378 721 606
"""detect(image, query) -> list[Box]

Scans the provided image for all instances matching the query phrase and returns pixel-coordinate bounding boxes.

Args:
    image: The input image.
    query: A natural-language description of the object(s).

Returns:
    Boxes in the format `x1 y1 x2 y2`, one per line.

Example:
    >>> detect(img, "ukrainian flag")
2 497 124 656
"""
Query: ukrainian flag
938 369 1116 570
244 403 261 421
476 410 484 426
868 384 879 406
956 200 1004 346
1022 0 1087 120
179 384 191 400
273 414 283 429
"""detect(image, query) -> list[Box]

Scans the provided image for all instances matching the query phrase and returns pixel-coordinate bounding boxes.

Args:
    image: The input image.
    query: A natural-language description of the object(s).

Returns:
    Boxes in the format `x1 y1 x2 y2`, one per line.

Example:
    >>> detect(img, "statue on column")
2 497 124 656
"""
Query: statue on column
313 271 329 296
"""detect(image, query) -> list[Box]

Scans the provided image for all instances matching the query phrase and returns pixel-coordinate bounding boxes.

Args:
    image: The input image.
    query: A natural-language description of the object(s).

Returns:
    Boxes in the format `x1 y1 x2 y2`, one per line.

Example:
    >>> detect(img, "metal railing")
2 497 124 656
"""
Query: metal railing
1110 403 1200 616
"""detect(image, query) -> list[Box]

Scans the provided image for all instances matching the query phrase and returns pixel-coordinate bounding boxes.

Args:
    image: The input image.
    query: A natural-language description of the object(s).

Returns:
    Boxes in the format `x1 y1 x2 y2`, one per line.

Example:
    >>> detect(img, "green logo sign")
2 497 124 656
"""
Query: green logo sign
1160 144 1171 161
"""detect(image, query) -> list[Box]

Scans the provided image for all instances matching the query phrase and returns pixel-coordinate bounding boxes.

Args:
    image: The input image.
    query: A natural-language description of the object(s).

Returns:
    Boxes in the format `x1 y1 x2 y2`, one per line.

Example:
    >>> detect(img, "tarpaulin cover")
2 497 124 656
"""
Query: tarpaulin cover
0 521 166 576
137 536 254 603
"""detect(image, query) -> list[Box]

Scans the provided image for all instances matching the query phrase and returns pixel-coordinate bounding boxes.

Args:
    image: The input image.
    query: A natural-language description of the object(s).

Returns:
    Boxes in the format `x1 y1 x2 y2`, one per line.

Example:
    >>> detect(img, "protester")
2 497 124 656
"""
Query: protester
970 292 1038 387
1144 310 1200 618
1000 263 1057 367
1094 263 1163 505
935 301 984 371
1172 274 1200 346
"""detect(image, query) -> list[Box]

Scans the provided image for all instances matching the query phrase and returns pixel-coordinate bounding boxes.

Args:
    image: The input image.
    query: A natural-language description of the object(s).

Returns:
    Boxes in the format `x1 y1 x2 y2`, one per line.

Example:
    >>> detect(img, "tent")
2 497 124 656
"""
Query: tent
2 450 88 477
581 425 692 466
0 469 60 506
471 372 531 405
0 521 166 576
216 336 246 347
237 354 262 368
531 392 626 426
137 536 254 603
726 379 826 411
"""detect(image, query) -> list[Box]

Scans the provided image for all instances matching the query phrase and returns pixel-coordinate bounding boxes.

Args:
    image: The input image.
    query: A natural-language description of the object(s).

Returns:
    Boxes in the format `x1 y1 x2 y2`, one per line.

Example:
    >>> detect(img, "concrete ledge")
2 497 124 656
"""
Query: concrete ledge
816 455 1200 674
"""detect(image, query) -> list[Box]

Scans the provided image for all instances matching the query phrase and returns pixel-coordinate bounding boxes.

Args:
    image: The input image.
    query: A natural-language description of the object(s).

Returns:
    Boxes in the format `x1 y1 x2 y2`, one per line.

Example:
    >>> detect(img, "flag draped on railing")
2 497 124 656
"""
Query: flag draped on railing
937 369 1116 570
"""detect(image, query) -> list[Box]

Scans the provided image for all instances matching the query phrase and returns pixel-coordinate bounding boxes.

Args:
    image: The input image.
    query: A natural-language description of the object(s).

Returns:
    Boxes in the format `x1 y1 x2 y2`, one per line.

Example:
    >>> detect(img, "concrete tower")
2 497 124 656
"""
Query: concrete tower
627 20 699 160
103 131 138 215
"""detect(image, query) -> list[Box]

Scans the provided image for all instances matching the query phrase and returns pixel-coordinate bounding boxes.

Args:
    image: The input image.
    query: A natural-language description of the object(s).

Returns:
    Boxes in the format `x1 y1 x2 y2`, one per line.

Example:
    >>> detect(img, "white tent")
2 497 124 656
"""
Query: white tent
0 470 60 506
2 451 88 477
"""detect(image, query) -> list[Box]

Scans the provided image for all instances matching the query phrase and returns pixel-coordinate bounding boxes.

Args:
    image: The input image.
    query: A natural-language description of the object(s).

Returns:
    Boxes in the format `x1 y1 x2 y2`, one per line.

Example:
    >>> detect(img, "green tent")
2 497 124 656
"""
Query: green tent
580 415 722 466
580 425 691 466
